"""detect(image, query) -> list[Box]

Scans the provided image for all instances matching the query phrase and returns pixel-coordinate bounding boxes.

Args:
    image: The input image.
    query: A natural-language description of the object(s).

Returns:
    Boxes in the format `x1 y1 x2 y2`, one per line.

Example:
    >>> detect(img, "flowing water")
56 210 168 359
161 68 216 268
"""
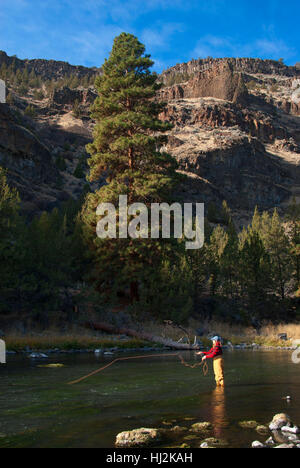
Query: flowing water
0 350 299 448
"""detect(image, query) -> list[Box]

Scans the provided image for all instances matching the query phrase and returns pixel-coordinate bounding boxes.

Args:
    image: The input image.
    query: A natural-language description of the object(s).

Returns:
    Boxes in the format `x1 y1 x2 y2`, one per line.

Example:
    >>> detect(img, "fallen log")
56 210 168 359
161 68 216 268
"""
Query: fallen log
84 321 200 350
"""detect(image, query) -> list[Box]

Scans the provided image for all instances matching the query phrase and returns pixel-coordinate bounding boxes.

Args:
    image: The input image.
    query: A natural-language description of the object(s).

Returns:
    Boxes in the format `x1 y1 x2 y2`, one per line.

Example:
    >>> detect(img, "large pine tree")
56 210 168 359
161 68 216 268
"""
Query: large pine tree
82 33 181 301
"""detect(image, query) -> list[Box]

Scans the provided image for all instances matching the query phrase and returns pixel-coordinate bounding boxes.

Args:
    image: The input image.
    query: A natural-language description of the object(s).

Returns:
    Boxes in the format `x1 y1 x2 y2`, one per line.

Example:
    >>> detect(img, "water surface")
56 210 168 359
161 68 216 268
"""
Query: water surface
0 350 299 448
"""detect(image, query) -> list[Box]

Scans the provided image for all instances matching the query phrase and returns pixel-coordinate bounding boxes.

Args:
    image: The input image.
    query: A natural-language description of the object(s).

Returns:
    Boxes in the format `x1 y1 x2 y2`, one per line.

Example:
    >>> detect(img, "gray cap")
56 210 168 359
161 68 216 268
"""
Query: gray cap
212 336 221 342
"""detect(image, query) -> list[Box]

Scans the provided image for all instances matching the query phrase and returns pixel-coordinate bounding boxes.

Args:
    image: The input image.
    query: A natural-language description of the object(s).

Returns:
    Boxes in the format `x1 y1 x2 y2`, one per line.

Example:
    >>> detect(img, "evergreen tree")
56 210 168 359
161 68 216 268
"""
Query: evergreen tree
285 197 300 290
0 168 22 311
82 33 180 302
72 99 82 118
207 225 228 296
238 228 271 310
260 209 292 300
220 220 239 299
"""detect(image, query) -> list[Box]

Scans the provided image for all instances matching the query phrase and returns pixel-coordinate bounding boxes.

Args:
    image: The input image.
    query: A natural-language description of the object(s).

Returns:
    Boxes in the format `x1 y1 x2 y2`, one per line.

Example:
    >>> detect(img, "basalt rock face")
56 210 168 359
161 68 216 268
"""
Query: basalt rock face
0 103 70 214
50 87 97 107
160 98 288 143
158 62 249 104
161 57 300 86
0 50 98 81
0 103 57 183
157 57 300 218
162 113 290 211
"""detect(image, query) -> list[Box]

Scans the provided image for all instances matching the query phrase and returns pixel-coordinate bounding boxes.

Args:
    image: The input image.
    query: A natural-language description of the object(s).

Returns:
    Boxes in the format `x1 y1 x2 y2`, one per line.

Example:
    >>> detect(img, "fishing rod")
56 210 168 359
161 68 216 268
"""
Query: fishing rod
68 352 208 385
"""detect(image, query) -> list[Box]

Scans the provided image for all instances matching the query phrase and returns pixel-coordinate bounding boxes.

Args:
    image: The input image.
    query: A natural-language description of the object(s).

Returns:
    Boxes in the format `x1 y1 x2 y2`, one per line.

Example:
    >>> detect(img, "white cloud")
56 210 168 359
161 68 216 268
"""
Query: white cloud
192 34 296 61
255 39 292 57
141 23 184 50
70 26 124 65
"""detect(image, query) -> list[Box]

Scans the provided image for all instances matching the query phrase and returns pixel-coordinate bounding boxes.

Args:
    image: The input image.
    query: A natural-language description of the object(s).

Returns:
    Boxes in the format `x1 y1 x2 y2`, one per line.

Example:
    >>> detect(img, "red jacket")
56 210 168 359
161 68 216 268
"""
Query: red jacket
203 341 223 359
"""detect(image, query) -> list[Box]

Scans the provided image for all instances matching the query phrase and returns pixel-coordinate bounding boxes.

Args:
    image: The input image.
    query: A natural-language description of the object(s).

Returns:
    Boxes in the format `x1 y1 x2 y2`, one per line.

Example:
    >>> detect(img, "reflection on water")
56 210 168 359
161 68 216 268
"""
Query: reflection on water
0 350 299 448
210 386 226 438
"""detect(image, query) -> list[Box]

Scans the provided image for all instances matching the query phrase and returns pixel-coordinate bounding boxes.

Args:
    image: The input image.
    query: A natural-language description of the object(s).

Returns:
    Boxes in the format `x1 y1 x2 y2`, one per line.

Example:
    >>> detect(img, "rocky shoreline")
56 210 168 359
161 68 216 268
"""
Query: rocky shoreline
114 413 300 449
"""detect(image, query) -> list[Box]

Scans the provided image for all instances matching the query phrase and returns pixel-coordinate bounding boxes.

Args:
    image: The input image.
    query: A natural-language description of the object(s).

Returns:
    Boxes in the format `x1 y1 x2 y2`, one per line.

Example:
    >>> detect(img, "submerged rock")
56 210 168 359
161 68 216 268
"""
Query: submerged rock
115 428 161 448
184 435 199 441
239 420 259 429
201 437 228 447
256 425 269 434
190 422 213 432
37 363 64 368
170 426 188 433
29 353 48 359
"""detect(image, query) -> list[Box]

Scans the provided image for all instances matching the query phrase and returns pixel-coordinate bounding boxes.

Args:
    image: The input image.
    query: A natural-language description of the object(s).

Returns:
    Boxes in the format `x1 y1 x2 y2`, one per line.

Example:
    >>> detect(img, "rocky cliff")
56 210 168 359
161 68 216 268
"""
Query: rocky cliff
157 58 300 223
0 50 99 80
158 61 249 105
161 57 300 86
1 52 300 223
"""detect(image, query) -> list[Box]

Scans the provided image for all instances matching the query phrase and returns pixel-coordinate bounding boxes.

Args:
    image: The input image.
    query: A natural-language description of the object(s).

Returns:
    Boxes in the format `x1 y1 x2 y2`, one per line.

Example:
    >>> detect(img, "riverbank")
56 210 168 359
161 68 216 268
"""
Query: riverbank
2 319 300 354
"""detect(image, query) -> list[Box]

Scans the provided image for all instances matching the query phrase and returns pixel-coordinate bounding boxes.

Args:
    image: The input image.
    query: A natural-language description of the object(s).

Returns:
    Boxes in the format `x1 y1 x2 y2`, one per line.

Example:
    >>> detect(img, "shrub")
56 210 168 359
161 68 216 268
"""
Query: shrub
24 105 36 118
55 154 67 171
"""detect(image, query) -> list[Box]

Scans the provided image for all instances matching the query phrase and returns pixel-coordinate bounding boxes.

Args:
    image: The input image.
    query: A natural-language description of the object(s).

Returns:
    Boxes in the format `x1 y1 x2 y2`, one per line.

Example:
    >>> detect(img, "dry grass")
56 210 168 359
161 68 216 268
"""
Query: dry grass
4 320 300 351
142 319 300 348
5 332 155 352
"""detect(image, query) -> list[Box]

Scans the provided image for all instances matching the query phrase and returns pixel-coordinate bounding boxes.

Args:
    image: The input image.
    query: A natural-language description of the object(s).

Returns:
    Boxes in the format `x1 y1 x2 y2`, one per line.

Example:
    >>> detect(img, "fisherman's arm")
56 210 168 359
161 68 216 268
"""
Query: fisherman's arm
196 347 214 358
197 346 218 360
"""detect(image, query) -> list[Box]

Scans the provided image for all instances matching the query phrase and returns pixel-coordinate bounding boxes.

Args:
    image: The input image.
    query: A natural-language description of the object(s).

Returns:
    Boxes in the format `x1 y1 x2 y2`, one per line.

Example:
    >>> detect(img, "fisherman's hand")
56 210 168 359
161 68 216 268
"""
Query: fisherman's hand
202 356 207 361
196 352 203 356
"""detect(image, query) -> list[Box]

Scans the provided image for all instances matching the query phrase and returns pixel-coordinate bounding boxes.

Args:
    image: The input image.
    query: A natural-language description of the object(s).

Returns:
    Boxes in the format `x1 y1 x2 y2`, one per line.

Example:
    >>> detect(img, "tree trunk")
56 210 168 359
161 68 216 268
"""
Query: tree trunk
84 321 199 350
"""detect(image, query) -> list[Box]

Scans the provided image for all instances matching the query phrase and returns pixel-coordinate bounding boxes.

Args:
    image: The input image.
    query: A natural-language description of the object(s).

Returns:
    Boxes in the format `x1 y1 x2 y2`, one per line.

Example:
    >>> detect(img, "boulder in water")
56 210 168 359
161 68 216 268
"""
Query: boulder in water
252 441 266 448
275 443 295 448
190 422 213 432
115 428 161 447
265 437 275 446
269 414 292 431
201 437 228 447
256 425 269 434
281 426 300 434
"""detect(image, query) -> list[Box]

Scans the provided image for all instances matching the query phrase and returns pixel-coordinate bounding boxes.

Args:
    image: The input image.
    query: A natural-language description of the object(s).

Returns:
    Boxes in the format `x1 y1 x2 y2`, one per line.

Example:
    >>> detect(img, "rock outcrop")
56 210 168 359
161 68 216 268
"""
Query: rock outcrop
50 87 97 107
0 103 57 183
159 62 249 104
161 57 300 86
160 98 288 143
0 103 74 214
165 122 290 211
115 428 162 447
0 50 99 81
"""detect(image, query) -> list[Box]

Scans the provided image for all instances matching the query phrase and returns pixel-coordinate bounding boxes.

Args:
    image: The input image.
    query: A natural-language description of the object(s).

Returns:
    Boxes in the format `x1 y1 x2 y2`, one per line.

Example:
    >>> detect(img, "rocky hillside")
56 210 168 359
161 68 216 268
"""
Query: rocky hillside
0 52 300 224
0 52 101 215
158 58 300 226
0 50 99 81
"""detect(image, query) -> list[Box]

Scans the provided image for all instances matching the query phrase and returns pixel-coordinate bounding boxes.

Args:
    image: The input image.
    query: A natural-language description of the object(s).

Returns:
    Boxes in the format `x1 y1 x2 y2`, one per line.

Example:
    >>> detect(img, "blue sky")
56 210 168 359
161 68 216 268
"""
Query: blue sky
0 0 299 72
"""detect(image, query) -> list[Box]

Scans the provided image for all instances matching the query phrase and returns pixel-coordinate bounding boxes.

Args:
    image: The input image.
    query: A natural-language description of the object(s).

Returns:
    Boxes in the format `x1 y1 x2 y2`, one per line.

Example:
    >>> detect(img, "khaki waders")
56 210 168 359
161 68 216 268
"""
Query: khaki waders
213 356 225 387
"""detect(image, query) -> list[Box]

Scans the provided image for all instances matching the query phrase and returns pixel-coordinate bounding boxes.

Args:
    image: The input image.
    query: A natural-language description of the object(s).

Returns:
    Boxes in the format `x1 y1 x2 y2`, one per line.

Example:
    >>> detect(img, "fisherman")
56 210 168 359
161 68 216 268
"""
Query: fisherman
197 336 224 387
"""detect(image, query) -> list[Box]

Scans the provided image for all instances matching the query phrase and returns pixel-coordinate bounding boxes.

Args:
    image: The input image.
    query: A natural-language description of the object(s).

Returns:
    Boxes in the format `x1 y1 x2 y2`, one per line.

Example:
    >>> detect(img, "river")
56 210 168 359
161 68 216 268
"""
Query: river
0 350 299 448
